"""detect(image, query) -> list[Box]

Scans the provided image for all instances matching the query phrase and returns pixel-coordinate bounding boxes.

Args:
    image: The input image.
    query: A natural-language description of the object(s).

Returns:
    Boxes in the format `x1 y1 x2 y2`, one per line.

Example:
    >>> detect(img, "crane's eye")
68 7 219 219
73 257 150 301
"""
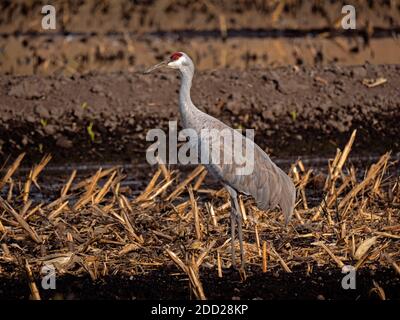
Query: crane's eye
170 52 182 61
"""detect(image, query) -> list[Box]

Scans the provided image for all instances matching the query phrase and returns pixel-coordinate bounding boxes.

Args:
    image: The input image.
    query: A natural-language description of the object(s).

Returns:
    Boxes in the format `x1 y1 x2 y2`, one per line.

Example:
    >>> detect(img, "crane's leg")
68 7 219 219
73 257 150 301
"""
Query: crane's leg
230 204 236 267
232 193 245 270
225 185 245 269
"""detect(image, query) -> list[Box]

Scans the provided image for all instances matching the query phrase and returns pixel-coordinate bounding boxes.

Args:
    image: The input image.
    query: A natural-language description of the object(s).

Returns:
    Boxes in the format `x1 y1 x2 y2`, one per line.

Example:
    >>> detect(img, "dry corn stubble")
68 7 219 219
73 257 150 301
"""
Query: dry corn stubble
0 132 399 299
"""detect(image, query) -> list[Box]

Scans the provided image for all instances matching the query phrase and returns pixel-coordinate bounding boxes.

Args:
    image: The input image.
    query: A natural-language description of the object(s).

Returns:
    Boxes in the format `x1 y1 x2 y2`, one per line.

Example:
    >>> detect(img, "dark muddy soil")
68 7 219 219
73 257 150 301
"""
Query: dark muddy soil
1 266 399 300
0 64 399 165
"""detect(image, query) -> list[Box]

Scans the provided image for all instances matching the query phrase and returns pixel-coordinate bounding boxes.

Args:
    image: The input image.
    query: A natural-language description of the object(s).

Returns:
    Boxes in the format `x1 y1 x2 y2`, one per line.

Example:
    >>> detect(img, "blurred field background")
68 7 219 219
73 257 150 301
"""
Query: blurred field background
1 0 400 75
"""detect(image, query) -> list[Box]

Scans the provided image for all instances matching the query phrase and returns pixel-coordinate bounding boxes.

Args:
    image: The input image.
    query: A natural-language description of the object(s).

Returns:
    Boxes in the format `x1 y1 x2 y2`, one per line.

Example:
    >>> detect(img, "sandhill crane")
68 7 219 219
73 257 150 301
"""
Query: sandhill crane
145 52 296 270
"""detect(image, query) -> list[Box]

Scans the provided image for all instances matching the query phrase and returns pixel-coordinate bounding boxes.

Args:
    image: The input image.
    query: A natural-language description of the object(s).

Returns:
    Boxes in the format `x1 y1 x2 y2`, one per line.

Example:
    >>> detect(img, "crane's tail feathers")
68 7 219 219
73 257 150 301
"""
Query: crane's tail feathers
268 168 296 227
255 168 296 226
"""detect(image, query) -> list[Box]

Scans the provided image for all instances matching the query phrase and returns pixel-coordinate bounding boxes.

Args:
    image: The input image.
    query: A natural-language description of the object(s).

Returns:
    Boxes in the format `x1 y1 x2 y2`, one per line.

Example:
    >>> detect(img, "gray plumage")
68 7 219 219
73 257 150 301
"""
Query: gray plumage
145 52 296 269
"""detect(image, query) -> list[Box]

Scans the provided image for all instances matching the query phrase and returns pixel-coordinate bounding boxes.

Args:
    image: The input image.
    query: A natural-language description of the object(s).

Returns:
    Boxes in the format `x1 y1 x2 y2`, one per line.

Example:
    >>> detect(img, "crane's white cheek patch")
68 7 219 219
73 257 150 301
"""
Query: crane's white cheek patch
167 60 182 68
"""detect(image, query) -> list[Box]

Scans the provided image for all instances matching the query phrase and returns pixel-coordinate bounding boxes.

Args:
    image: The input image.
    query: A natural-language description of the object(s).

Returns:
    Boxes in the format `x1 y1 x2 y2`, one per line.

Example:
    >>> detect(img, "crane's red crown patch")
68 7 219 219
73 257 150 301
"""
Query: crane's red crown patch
170 52 183 61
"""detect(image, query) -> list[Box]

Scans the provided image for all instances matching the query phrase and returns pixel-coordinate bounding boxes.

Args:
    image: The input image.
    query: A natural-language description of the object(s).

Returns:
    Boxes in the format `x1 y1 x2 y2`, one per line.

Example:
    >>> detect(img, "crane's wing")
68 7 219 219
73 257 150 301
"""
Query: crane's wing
200 127 296 225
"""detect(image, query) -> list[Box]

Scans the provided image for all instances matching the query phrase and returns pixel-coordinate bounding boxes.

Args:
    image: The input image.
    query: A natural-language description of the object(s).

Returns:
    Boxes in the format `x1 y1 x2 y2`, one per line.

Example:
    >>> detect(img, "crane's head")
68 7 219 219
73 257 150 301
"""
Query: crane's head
144 52 194 74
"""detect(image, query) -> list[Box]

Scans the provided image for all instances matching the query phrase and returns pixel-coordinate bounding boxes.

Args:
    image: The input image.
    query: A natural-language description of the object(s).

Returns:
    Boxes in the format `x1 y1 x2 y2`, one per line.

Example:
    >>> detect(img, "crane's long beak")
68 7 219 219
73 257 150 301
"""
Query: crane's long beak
143 60 169 74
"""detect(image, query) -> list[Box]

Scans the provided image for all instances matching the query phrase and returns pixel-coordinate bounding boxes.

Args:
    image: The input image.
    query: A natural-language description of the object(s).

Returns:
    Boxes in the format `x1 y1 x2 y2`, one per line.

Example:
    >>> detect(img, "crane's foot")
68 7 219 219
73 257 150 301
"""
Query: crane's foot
230 255 247 280
239 266 247 281
230 255 236 269
240 258 245 270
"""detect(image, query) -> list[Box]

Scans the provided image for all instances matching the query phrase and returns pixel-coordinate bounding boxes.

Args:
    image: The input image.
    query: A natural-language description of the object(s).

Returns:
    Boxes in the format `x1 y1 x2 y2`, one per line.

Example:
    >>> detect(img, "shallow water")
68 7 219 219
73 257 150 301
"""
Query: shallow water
2 153 398 205
9 153 400 176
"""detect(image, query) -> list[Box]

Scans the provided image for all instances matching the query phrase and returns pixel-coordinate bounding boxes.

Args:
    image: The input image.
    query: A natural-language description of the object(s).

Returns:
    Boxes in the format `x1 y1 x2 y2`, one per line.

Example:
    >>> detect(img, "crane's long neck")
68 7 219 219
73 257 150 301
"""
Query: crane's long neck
179 67 200 127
